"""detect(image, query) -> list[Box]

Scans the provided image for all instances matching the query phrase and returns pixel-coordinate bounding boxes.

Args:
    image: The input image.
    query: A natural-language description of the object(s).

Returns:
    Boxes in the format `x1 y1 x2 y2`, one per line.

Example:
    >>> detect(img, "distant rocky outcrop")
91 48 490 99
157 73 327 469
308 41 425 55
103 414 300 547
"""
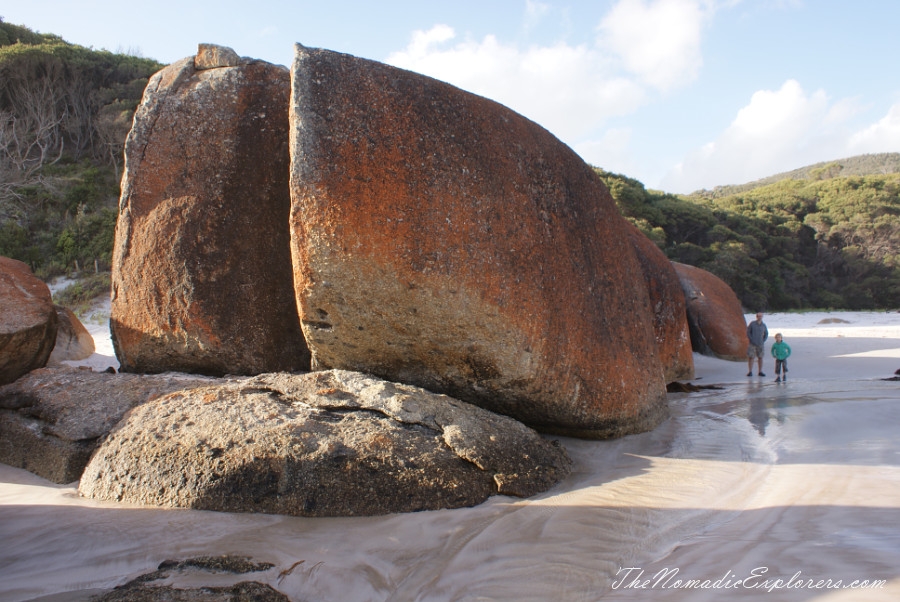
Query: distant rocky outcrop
625 224 694 382
110 44 309 377
0 257 58 385
79 370 572 516
47 305 95 364
673 262 747 361
0 367 215 483
288 44 667 438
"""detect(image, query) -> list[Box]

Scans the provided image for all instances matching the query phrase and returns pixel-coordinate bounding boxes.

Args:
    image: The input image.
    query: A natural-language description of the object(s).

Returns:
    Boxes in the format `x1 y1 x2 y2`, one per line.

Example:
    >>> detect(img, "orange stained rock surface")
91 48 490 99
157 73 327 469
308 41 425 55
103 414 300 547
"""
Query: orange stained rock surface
674 262 748 361
289 46 668 437
0 256 59 385
0 257 54 326
625 223 694 382
111 55 308 376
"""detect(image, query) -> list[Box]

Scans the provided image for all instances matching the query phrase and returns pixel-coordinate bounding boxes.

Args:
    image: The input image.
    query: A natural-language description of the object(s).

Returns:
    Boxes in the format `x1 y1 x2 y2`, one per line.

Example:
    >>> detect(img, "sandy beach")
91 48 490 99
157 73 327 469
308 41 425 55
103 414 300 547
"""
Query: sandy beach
1 311 899 601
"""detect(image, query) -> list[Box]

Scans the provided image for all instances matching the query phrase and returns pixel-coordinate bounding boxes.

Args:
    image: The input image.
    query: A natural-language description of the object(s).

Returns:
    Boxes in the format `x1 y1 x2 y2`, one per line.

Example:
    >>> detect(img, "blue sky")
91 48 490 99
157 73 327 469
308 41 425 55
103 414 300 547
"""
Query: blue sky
5 1 899 193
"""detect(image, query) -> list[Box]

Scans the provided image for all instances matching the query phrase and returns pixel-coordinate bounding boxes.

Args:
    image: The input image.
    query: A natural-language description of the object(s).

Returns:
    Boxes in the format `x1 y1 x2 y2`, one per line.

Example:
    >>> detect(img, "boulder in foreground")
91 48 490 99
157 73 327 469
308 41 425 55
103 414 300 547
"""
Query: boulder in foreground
0 257 58 385
289 44 667 438
673 262 748 361
79 370 572 516
0 367 216 483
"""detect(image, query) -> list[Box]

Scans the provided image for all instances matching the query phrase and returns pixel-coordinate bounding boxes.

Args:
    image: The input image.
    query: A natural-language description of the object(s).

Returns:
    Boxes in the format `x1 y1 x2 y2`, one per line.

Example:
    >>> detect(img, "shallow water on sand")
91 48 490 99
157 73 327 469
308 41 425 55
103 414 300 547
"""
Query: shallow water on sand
2 365 898 601
4 310 900 601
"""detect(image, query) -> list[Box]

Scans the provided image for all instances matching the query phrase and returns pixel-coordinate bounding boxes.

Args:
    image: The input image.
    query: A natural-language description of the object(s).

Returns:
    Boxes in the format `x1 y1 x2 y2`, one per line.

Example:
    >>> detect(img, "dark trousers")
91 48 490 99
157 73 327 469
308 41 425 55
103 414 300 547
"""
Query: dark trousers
775 359 788 375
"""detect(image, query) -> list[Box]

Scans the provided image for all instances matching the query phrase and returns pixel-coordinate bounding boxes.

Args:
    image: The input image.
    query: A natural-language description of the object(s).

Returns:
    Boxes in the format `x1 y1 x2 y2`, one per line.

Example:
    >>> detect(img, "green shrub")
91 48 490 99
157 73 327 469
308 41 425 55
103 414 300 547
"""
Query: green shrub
52 272 111 315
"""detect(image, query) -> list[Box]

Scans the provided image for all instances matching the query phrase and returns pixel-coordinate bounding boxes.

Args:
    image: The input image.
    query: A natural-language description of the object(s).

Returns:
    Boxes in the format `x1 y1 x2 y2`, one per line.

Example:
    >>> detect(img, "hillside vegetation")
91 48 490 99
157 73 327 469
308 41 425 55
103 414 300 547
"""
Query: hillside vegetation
694 153 900 198
600 167 900 310
0 19 162 276
1 21 897 311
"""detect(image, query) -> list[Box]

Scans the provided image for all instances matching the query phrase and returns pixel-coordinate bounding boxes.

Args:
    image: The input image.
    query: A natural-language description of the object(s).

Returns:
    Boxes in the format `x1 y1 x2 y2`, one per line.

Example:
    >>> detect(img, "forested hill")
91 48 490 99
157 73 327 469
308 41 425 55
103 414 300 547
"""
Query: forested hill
696 153 900 198
599 167 900 311
0 19 162 275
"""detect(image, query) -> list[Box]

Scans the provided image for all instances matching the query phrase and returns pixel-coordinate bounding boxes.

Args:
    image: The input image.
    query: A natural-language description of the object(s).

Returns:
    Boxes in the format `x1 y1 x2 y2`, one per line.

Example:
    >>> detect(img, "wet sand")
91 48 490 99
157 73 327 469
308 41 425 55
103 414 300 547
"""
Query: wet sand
1 311 899 601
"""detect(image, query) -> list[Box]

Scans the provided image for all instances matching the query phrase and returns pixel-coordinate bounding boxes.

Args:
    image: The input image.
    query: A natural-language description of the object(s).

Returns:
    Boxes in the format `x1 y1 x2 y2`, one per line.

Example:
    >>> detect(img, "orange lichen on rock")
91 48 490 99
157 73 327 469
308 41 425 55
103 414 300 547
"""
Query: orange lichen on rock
289 44 667 438
111 46 309 376
0 256 58 385
674 262 748 361
625 224 694 382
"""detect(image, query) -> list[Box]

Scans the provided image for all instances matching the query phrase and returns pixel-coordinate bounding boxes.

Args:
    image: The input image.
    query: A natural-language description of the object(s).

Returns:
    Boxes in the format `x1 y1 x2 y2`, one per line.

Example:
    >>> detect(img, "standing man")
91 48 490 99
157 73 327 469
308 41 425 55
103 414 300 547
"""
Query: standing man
746 312 768 377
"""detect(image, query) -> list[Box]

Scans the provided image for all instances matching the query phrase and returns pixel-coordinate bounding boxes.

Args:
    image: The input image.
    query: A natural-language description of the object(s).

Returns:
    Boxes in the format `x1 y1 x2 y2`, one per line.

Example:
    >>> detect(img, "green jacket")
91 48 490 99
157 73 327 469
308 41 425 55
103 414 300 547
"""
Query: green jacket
770 340 792 360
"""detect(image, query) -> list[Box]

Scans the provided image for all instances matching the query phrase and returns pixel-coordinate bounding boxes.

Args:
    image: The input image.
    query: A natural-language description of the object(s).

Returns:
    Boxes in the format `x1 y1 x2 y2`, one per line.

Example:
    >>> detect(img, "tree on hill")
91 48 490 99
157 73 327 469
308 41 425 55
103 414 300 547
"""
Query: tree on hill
693 153 900 198
597 168 900 311
0 20 163 276
0 17 48 46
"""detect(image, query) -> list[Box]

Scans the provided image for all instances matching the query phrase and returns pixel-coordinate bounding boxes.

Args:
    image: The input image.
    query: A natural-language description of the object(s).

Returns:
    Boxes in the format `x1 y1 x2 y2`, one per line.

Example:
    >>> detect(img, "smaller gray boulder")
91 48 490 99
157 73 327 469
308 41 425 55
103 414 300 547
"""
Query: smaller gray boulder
79 370 572 516
47 305 95 364
0 367 217 483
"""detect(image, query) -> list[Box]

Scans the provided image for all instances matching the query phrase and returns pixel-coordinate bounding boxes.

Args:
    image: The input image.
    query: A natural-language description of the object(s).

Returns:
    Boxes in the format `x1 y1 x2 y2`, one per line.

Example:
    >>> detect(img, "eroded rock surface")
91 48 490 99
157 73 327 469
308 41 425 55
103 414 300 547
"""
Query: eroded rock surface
674 262 748 361
0 256 58 385
194 43 242 69
0 367 216 483
79 370 572 516
289 44 667 438
111 44 309 376
625 225 694 382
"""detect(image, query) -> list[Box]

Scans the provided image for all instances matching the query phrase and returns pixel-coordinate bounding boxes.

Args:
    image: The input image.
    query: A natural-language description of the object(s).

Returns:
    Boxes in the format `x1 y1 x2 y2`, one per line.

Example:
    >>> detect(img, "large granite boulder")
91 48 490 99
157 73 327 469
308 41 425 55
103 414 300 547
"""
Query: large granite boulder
110 44 309 377
0 257 58 385
288 44 667 439
47 305 95 364
673 262 747 361
79 370 572 516
625 225 694 382
0 367 215 483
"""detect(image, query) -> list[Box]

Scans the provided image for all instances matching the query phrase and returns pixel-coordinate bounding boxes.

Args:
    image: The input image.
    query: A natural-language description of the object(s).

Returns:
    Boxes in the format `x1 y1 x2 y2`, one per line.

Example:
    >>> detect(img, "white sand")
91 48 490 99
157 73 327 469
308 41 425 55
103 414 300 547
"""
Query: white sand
2 311 899 601
47 278 119 373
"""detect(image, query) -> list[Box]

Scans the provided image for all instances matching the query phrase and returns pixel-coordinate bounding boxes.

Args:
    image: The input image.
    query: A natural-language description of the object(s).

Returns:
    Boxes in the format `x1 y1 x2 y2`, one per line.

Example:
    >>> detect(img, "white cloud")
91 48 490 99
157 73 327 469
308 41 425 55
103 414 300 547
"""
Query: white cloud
729 80 827 139
573 127 638 177
385 0 719 181
524 0 551 34
402 24 456 59
386 25 645 141
661 81 900 193
597 0 712 91
661 80 844 192
848 103 900 153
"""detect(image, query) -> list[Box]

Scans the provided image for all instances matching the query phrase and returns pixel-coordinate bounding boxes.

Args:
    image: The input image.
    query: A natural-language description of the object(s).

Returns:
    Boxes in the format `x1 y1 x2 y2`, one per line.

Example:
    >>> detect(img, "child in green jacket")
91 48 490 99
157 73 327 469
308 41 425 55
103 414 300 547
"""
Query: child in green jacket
771 333 792 382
